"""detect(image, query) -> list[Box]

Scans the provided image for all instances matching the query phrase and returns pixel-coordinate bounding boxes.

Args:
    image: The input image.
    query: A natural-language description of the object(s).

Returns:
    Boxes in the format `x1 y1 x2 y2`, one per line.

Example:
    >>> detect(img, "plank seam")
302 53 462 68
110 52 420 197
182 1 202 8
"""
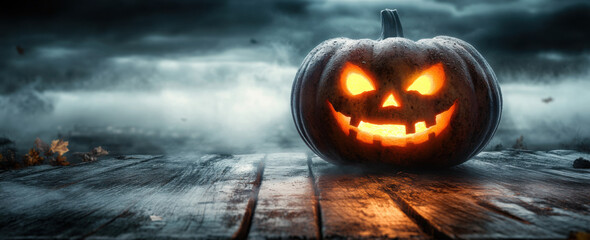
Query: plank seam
307 154 324 240
376 177 454 240
476 200 532 225
231 155 266 240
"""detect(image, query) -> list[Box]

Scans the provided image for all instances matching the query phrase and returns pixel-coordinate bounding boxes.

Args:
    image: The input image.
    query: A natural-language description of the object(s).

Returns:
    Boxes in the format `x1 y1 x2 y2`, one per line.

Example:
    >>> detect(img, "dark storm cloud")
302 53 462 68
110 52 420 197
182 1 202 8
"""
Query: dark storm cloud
0 0 309 93
0 0 312 54
1 1 269 39
468 4 590 54
444 2 590 76
1 0 589 154
297 1 590 78
2 0 589 94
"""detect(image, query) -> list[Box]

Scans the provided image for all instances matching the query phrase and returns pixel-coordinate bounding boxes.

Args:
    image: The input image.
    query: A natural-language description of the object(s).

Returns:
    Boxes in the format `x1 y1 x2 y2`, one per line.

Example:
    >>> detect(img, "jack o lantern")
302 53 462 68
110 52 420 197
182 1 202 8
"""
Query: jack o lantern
291 9 502 168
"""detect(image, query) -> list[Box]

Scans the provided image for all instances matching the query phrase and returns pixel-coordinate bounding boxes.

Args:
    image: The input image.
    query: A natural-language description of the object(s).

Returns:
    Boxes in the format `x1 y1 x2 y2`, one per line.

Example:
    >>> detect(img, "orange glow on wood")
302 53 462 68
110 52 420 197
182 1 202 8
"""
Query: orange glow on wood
341 63 376 96
406 63 445 95
328 101 457 147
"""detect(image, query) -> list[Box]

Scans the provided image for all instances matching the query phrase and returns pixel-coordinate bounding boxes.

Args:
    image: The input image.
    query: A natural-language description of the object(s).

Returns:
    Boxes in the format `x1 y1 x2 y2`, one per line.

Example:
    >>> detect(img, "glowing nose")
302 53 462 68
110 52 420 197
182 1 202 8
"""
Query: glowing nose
382 93 400 107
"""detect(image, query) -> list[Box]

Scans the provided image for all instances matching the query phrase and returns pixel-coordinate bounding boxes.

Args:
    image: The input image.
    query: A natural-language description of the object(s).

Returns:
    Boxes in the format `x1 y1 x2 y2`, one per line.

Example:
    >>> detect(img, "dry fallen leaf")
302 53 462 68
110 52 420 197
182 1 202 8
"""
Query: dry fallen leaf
542 97 553 103
81 153 96 162
34 137 50 155
50 139 69 156
92 146 109 157
16 46 25 55
512 135 526 150
50 155 70 166
0 150 20 170
568 231 590 240
80 146 109 162
23 148 44 166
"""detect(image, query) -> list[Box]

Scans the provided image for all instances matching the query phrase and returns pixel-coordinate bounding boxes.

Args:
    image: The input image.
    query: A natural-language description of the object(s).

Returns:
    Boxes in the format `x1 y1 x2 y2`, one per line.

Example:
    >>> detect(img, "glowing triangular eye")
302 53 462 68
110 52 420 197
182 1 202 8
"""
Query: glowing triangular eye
342 63 376 95
406 63 445 95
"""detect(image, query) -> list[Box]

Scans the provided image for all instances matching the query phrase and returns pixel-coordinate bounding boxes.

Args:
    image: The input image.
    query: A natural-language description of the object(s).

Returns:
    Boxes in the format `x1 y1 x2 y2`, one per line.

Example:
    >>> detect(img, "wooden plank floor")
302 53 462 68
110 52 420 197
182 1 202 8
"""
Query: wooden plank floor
0 150 589 239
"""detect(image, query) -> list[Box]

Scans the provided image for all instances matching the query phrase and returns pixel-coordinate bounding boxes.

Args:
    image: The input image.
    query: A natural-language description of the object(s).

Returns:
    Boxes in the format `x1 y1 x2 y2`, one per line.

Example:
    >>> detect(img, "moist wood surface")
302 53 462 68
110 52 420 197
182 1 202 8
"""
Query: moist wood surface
0 150 588 239
310 157 427 239
249 153 318 239
374 150 590 239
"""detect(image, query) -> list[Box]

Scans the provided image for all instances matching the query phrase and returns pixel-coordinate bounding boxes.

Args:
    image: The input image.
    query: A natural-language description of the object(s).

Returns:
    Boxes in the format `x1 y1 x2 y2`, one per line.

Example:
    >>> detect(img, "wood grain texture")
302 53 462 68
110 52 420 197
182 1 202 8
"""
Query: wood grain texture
0 150 588 239
374 150 590 239
0 154 159 181
470 150 590 237
0 154 265 239
86 154 265 239
0 155 163 238
311 156 428 239
249 153 319 239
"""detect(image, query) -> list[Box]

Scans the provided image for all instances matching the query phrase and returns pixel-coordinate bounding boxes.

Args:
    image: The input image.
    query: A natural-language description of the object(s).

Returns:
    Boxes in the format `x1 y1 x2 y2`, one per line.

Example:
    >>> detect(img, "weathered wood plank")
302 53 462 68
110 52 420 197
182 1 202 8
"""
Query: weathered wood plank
0 155 158 181
0 154 264 239
85 153 265 239
468 151 590 237
374 150 590 239
0 164 55 180
311 156 428 239
0 155 161 189
0 155 167 238
249 153 318 239
477 150 590 181
1 150 588 239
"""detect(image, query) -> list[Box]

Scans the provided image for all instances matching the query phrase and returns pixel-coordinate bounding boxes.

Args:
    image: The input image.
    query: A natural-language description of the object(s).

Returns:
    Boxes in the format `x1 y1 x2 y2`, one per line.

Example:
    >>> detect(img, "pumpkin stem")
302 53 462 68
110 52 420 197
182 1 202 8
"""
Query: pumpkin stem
379 9 404 39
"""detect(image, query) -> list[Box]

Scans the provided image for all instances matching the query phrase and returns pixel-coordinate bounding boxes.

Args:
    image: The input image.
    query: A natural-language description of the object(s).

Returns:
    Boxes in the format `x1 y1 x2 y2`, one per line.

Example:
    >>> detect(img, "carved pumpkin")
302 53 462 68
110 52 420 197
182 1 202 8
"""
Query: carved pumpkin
291 9 502 168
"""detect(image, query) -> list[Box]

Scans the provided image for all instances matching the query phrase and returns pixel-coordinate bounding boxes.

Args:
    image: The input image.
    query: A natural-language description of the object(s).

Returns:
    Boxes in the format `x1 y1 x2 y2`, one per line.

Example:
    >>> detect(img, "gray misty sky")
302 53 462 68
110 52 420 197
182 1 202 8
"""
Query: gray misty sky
1 0 590 154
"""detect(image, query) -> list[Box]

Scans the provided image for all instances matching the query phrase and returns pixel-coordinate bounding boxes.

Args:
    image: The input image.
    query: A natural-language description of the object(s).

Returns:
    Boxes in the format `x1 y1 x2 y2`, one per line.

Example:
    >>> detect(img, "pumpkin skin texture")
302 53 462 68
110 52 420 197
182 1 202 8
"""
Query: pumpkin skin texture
291 9 502 168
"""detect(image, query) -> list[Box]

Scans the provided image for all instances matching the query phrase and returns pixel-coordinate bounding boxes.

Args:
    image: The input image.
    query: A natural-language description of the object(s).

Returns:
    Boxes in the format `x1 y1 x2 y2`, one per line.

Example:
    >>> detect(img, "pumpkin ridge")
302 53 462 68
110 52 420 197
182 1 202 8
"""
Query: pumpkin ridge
291 9 502 168
447 38 502 158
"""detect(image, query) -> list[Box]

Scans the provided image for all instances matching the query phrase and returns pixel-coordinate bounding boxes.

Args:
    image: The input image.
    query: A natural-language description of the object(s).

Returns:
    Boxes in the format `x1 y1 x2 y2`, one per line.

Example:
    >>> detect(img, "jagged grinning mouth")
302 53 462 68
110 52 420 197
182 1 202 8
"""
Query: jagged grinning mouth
327 101 457 147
